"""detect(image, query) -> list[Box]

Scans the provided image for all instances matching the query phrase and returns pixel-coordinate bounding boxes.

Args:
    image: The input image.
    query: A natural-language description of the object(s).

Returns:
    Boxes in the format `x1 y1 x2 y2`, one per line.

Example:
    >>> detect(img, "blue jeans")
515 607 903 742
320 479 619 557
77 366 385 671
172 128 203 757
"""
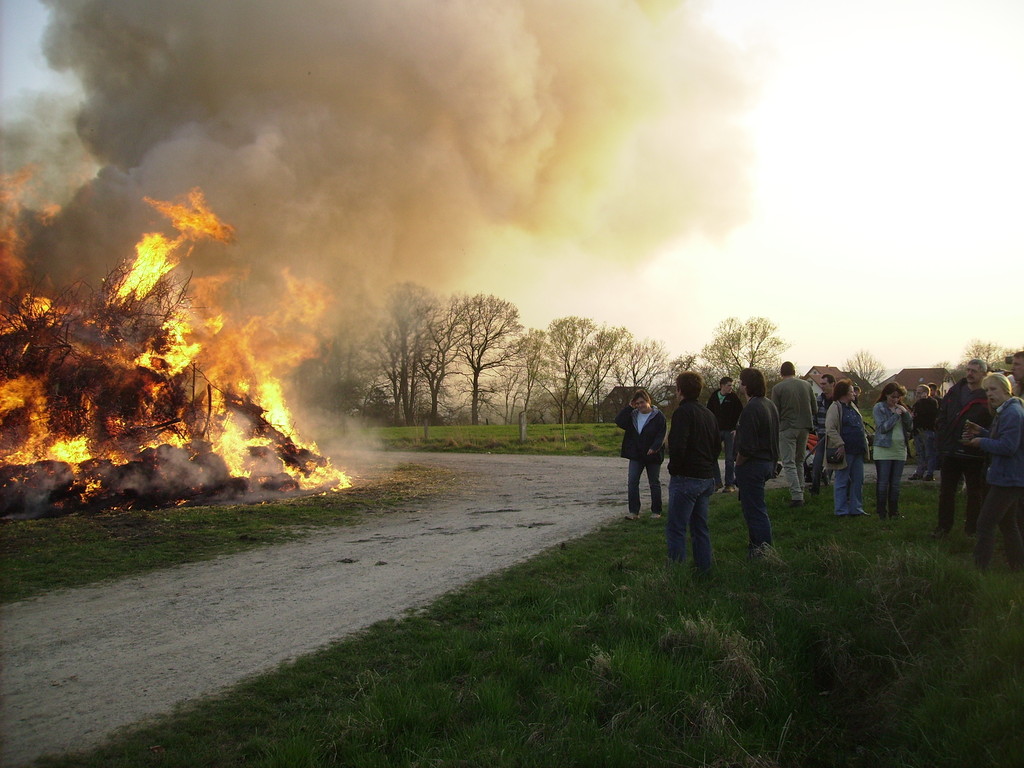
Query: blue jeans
833 452 865 516
875 459 905 518
627 458 663 514
667 475 715 572
914 430 938 476
712 430 736 487
734 459 774 556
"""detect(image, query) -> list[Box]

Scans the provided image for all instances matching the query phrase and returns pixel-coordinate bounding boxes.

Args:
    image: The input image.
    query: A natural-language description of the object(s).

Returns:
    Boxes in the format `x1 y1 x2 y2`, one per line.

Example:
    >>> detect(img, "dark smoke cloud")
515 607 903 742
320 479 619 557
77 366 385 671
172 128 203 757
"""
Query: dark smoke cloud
17 0 752 324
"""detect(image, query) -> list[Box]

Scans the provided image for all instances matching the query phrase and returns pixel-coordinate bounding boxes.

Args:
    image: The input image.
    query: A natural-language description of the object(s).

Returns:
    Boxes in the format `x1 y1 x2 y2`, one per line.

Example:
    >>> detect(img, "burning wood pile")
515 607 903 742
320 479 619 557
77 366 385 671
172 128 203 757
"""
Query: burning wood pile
0 187 348 519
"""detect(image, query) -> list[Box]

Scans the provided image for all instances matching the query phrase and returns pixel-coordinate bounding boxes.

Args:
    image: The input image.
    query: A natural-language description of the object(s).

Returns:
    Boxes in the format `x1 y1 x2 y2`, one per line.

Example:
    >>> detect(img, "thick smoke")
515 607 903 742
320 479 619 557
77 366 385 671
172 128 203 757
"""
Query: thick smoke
16 0 751 324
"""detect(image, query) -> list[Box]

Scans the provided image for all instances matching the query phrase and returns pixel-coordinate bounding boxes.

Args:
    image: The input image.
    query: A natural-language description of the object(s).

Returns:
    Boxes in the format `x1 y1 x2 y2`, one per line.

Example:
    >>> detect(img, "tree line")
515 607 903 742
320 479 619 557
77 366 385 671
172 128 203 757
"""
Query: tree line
292 283 1019 426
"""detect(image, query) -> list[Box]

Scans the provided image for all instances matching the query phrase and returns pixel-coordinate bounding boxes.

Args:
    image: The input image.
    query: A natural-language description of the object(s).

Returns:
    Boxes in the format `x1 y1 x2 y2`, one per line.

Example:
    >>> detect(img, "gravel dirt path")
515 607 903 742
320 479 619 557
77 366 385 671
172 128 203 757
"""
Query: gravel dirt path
1 451 874 766
1 452 629 766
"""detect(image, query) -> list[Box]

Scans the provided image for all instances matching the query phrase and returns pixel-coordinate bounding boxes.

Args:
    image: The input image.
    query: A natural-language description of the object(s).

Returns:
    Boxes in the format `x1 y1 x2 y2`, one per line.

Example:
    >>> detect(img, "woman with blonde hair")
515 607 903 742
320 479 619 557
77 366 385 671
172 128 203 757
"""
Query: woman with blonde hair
962 373 1024 571
872 382 913 519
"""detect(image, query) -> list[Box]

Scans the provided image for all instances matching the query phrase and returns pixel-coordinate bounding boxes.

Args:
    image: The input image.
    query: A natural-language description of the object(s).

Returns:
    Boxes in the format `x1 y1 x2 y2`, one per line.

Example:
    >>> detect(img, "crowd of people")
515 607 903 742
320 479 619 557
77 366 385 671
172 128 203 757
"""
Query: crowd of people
615 351 1024 574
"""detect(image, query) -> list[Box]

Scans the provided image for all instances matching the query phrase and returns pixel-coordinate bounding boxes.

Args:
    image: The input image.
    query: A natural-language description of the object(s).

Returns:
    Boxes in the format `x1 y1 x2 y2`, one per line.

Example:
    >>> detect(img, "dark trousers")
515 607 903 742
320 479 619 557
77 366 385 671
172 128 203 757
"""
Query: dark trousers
735 459 774 557
974 485 1024 571
810 436 830 491
936 455 987 534
627 458 663 514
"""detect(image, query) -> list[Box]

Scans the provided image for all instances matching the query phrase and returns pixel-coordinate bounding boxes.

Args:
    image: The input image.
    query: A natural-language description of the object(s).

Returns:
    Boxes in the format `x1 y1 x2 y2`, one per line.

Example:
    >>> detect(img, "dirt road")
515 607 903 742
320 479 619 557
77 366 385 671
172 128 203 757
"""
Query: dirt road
1 452 631 766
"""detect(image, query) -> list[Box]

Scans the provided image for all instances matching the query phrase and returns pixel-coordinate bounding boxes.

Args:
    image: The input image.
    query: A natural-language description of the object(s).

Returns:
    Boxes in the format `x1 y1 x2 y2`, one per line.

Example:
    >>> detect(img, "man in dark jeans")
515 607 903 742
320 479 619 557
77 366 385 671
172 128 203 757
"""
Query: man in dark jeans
734 367 780 557
910 383 940 481
933 359 992 537
809 373 835 495
615 389 667 520
666 371 722 572
706 376 743 493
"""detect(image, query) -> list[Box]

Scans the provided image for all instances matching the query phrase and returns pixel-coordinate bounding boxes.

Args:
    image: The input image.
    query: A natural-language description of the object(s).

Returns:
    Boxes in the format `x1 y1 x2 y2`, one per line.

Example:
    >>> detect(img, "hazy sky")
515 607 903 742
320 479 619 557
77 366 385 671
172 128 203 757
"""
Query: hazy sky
2 0 1022 375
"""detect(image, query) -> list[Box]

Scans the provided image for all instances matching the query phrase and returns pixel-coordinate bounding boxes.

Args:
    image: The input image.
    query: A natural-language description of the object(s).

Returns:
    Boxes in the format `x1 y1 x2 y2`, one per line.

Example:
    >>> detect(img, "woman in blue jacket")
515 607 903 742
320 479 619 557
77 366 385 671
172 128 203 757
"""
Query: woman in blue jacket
962 373 1024 571
872 383 914 519
615 389 667 520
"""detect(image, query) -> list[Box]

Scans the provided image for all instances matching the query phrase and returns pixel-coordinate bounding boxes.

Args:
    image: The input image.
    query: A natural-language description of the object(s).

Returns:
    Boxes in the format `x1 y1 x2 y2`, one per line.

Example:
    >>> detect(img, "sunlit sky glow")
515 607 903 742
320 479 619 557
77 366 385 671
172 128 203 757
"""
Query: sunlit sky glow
2 0 1022 375
479 0 1024 373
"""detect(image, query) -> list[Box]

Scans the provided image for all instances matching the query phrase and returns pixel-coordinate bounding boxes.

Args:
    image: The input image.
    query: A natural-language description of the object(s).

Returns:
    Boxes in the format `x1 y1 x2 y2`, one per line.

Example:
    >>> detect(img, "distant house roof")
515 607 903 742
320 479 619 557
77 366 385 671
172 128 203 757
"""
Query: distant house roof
803 365 849 384
801 365 872 393
879 368 953 392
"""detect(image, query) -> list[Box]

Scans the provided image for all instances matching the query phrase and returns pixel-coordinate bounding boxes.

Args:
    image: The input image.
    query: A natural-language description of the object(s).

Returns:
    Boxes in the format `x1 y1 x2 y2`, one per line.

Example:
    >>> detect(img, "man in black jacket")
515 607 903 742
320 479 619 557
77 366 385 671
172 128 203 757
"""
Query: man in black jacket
734 368 780 557
706 376 743 493
910 383 940 481
667 371 722 572
615 389 667 520
932 359 992 537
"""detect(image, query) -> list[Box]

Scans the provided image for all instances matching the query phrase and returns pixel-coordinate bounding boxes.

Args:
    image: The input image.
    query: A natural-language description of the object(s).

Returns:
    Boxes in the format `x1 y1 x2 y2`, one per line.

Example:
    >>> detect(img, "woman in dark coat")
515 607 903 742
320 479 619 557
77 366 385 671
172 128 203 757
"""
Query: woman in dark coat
615 389 667 520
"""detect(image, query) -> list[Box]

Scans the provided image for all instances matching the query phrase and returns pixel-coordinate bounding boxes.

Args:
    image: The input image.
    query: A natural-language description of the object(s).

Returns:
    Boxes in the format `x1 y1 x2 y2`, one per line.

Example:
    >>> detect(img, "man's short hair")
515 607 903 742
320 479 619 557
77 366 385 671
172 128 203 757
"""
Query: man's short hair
739 368 767 398
821 373 835 385
676 372 703 401
1014 350 1024 361
719 376 733 386
780 361 796 377
967 358 988 373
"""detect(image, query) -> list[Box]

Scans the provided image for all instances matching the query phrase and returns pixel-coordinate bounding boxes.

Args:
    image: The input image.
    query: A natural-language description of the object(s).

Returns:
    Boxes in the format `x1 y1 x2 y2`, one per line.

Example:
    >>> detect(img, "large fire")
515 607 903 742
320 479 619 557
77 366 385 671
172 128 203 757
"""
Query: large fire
0 180 349 518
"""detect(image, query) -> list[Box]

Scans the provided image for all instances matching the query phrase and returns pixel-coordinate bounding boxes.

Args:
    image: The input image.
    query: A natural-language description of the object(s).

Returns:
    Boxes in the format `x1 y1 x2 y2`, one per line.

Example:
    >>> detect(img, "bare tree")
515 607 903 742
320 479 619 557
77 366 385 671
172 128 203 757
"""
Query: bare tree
491 327 548 423
961 339 1012 370
515 328 548 421
614 337 670 392
699 317 788 381
379 283 435 426
580 325 630 420
419 294 464 426
453 293 523 425
844 349 886 387
542 316 597 423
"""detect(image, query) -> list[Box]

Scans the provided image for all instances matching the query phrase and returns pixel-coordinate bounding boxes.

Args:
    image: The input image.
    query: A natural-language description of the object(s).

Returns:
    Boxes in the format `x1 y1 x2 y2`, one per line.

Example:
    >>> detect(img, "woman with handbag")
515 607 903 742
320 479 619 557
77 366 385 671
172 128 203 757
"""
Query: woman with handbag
872 382 914 519
825 379 870 517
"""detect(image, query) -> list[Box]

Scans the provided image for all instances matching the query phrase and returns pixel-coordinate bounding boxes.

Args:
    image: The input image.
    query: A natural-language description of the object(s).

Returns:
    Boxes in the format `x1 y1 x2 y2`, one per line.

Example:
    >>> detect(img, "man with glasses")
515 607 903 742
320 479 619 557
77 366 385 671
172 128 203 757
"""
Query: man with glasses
932 359 992 537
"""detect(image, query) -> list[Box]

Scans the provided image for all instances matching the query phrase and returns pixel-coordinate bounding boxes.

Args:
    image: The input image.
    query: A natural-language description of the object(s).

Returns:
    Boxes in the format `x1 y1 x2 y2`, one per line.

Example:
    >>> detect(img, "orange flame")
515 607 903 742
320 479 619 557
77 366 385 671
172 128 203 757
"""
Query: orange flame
1 185 350 500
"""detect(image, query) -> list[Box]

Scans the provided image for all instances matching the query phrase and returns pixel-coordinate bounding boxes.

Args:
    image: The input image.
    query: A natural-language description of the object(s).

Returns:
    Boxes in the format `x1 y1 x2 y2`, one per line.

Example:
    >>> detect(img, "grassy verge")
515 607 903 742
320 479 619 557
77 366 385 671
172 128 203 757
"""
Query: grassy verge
30 482 1024 768
371 422 622 455
0 464 455 603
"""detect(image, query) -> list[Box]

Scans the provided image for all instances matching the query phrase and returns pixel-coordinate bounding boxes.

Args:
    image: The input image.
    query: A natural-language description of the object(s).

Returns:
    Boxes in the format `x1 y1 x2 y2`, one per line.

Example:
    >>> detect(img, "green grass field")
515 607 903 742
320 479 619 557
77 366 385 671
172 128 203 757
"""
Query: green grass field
3 423 1018 767
10 476 1023 768
371 421 623 455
